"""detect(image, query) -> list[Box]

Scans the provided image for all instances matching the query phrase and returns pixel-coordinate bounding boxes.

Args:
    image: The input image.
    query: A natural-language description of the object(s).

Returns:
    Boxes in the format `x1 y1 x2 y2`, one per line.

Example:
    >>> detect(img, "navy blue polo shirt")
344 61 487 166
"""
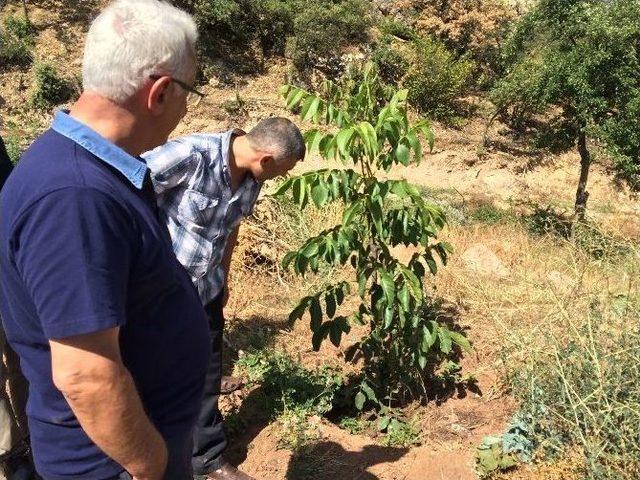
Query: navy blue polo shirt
0 112 210 480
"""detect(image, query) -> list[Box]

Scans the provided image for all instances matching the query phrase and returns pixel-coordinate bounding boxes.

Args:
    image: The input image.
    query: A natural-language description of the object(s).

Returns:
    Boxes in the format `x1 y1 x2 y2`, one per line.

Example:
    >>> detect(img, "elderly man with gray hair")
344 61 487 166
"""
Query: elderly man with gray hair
0 2 210 479
143 117 306 479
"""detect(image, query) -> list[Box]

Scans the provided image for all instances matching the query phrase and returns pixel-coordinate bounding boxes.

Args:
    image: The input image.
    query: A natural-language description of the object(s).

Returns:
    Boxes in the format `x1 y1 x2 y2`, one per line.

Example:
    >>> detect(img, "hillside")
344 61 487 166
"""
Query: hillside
1 1 638 479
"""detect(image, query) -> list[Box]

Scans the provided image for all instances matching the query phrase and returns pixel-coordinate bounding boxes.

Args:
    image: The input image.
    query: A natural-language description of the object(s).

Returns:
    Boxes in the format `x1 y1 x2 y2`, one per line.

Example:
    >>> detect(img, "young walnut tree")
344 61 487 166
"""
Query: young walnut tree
275 64 471 414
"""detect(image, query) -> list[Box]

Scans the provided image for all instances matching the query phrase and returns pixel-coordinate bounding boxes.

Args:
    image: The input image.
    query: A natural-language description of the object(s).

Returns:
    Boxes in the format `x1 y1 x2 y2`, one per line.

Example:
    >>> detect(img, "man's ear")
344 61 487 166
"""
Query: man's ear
259 154 274 167
147 76 172 115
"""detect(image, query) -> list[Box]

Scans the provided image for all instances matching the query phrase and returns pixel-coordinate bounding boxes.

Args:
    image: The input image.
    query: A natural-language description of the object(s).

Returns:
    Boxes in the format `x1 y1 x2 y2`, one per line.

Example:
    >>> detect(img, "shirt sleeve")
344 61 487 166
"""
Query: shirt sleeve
143 137 203 195
12 187 133 339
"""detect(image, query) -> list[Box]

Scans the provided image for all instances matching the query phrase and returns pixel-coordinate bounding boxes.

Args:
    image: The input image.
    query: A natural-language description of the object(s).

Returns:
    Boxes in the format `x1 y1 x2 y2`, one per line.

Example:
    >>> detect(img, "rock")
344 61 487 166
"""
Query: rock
546 270 574 292
461 244 509 278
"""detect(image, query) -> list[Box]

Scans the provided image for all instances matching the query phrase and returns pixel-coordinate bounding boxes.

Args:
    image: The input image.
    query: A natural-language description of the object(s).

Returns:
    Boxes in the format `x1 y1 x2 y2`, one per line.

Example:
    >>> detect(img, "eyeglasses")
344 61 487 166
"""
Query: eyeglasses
149 74 205 104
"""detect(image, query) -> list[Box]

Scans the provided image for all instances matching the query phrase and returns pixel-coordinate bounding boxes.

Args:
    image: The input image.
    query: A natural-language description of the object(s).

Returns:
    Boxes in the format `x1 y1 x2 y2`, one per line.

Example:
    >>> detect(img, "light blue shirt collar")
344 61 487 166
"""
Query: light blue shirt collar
51 110 148 189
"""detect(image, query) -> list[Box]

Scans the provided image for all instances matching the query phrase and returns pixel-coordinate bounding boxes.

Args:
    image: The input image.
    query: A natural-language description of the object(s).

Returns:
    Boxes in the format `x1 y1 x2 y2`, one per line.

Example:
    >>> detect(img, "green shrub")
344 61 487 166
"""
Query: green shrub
290 0 371 73
174 0 371 74
0 14 34 69
371 39 410 85
379 18 417 41
31 64 75 110
403 37 474 120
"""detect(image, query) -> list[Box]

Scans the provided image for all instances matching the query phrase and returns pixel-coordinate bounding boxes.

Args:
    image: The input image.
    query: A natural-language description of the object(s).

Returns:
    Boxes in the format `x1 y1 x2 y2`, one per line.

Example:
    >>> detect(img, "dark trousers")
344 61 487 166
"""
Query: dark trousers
108 434 194 480
191 292 227 475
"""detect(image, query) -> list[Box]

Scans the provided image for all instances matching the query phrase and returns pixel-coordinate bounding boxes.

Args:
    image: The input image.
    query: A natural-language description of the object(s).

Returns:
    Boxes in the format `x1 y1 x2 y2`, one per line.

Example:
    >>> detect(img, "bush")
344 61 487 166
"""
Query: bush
31 64 75 110
289 0 371 73
174 0 371 74
507 295 640 478
414 0 517 83
403 37 474 120
371 38 410 86
0 14 34 69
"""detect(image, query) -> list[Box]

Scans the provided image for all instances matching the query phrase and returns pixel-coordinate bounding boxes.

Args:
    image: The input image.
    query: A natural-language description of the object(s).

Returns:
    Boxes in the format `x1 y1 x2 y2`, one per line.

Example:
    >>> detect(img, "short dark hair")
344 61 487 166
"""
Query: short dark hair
246 117 306 163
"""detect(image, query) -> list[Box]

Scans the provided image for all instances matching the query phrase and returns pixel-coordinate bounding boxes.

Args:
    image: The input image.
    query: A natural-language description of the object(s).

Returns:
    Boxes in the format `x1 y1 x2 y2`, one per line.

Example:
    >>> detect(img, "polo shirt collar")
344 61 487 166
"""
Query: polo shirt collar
51 110 148 189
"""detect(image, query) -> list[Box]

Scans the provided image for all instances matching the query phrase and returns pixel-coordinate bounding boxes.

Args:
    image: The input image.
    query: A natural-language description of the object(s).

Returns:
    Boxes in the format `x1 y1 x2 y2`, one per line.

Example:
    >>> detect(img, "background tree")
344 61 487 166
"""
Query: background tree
490 0 640 220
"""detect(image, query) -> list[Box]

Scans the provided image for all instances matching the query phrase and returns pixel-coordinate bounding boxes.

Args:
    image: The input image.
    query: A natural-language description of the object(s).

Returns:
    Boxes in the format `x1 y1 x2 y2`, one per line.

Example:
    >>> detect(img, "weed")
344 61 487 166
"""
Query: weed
3 134 22 165
338 416 367 435
0 14 34 69
469 204 515 226
235 350 343 449
504 284 640 478
379 416 421 448
31 63 75 110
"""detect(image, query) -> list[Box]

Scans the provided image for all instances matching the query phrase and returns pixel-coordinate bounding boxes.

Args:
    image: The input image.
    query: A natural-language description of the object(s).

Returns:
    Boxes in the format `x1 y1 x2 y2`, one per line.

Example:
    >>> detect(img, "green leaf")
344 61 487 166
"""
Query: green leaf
390 180 408 198
421 326 434 352
336 127 355 158
282 251 297 269
395 141 410 166
355 392 366 411
301 96 321 121
450 331 472 353
273 177 293 196
424 250 438 275
384 305 394 329
292 177 304 209
378 416 391 431
310 298 322 331
438 328 452 354
418 354 427 369
406 130 422 162
398 284 410 311
301 241 319 258
311 182 329 208
370 200 384 235
379 270 395 304
343 200 363 227
304 129 324 154
361 382 377 401
287 89 306 110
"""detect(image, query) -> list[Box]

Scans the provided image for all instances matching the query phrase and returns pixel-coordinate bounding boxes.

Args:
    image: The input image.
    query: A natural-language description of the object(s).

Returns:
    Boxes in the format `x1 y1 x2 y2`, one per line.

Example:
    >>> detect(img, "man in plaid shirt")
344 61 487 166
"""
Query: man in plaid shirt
143 117 305 480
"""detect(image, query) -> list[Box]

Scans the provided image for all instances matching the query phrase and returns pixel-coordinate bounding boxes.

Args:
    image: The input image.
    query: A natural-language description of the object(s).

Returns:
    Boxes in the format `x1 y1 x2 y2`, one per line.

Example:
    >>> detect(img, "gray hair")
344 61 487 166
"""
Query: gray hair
82 0 198 104
246 117 306 163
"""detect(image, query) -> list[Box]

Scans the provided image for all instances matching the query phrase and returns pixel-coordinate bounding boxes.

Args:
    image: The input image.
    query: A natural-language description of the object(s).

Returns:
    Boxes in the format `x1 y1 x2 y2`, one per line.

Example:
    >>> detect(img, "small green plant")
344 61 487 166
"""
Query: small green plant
403 37 474 121
338 416 367 435
475 414 535 478
235 350 343 449
469 204 515 226
3 134 22 165
236 350 342 417
0 14 34 68
31 63 75 110
276 64 471 415
378 412 421 447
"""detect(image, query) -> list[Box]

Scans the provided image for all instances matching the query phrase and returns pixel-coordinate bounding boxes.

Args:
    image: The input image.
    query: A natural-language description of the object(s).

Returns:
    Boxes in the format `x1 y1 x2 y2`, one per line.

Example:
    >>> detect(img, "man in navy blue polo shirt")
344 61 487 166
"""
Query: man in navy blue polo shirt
0 2 210 479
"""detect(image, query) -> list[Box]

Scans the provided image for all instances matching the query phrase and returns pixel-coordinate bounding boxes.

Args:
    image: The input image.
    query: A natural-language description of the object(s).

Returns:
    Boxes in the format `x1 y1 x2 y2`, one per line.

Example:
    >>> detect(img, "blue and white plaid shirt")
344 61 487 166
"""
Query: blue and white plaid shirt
143 130 261 306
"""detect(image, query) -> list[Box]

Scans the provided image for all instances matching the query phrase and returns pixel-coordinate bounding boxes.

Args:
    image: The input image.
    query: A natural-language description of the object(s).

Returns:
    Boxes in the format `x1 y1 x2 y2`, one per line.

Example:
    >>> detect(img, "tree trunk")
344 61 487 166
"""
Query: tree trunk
22 0 30 24
574 128 591 221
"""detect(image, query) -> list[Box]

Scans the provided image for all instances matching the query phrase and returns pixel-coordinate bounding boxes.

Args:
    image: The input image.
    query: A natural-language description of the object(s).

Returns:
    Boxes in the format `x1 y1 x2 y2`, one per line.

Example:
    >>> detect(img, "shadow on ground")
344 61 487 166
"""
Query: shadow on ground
286 441 409 480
